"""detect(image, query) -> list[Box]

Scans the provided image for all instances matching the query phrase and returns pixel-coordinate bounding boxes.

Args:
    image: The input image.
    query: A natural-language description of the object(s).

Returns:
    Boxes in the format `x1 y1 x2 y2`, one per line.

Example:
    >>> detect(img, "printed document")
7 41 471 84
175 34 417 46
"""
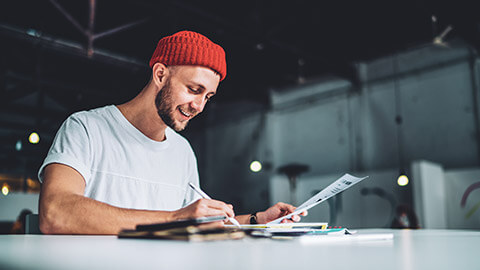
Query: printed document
267 173 368 224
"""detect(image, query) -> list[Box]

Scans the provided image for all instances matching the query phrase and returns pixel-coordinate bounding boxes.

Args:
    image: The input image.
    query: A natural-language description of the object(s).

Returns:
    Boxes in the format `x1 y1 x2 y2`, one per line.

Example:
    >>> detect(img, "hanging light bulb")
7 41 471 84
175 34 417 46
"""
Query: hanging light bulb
2 184 9 196
397 175 409 186
250 160 262 172
29 132 40 144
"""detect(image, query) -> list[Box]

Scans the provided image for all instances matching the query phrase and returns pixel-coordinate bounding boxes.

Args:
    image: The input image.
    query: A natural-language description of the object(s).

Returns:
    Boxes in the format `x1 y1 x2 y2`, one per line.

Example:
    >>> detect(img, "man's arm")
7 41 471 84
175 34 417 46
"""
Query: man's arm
39 163 234 235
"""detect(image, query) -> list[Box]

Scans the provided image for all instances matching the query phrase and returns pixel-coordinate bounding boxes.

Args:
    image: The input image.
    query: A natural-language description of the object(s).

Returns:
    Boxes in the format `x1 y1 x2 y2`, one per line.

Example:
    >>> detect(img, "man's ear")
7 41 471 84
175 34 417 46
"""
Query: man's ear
151 63 168 88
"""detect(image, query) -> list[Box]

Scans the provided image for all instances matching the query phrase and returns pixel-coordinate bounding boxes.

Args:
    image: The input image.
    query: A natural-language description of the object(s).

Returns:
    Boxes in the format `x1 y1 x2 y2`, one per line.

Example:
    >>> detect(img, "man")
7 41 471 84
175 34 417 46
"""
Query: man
38 31 304 234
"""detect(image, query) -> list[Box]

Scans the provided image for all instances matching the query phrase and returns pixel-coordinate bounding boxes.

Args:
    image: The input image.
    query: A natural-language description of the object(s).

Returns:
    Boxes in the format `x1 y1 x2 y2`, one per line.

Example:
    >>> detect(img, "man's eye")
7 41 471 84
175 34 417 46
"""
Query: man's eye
189 87 199 93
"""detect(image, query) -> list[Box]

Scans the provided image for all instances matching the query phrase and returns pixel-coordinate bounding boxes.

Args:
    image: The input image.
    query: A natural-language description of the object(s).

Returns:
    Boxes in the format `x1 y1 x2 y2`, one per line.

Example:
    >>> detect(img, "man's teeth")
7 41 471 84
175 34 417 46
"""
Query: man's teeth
179 109 192 117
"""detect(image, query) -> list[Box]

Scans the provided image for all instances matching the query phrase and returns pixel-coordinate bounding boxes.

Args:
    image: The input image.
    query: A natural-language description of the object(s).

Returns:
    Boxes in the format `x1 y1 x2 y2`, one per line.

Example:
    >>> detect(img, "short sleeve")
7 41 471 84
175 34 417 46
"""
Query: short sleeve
38 114 93 184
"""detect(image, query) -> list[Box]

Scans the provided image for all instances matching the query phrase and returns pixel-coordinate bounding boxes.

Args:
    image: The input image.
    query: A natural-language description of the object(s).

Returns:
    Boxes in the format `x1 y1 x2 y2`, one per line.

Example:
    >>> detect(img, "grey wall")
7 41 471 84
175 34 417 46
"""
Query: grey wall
0 193 38 221
269 40 479 175
185 102 271 214
185 40 480 227
270 169 406 228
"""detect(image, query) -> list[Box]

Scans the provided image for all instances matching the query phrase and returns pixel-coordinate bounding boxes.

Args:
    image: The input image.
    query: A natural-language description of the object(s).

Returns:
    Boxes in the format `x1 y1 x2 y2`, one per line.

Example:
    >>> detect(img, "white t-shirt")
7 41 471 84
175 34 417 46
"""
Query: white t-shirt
38 105 200 211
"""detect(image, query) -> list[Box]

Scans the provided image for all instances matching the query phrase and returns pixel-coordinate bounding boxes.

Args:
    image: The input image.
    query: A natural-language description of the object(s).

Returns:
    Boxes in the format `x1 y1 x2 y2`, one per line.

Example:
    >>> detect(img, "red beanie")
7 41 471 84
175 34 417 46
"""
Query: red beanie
149 31 227 81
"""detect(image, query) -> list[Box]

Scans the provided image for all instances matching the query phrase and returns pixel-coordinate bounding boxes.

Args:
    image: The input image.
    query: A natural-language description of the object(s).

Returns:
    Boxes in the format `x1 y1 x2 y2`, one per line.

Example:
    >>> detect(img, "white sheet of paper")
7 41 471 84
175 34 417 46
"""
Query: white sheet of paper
267 173 368 224
299 233 394 245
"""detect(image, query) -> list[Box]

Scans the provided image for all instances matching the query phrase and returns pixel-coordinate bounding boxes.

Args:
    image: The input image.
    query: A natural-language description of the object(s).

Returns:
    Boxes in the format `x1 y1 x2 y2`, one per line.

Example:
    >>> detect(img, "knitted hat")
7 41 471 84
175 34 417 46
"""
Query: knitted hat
149 31 227 81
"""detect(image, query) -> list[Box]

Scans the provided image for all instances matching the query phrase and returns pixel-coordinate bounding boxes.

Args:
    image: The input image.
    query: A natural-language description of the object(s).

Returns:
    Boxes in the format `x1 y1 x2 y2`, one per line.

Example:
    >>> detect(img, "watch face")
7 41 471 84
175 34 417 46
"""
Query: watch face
250 214 257 224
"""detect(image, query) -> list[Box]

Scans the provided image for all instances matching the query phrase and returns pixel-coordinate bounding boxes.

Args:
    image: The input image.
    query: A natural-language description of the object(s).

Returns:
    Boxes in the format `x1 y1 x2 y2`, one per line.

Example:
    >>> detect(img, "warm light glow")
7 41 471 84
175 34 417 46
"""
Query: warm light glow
397 175 409 186
2 184 9 196
250 161 262 172
27 178 37 188
29 132 40 144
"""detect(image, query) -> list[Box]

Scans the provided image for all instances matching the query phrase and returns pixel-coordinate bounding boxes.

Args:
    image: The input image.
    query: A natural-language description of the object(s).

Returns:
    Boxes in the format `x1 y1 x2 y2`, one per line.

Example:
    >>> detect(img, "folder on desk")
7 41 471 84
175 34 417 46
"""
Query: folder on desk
225 222 328 231
225 222 328 230
118 215 245 242
224 222 328 237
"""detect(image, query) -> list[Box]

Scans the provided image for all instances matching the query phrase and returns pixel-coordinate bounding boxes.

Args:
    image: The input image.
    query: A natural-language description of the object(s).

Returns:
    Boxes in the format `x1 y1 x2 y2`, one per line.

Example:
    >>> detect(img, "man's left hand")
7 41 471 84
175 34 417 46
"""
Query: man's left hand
255 202 308 224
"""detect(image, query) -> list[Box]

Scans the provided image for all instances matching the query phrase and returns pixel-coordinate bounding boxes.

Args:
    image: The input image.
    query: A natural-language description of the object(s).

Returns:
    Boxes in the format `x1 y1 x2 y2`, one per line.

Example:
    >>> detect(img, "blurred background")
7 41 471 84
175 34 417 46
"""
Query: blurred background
1 0 480 233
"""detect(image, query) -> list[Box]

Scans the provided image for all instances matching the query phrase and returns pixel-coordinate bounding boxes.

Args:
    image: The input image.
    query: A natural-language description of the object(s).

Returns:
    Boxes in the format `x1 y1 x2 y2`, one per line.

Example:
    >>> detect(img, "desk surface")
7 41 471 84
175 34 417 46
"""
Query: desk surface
1 229 479 270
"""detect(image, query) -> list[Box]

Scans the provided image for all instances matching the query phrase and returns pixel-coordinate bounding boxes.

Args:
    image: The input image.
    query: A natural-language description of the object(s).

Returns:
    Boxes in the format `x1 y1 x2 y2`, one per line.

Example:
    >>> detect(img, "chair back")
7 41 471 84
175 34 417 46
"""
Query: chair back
25 214 42 234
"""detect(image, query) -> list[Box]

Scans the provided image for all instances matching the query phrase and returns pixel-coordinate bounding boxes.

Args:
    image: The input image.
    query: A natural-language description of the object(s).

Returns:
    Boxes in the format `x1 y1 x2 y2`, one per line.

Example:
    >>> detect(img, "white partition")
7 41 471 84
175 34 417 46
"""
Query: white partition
444 168 480 229
412 160 447 229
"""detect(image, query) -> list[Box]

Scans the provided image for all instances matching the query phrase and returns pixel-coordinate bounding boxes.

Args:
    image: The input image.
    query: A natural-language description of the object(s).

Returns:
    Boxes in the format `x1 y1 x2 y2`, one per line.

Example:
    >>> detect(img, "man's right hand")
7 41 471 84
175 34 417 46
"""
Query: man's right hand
170 198 235 222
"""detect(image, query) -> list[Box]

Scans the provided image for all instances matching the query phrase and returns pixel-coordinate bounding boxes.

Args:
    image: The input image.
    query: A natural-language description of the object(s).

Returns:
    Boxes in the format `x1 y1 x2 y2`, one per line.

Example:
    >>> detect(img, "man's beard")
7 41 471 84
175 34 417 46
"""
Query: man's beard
155 81 193 132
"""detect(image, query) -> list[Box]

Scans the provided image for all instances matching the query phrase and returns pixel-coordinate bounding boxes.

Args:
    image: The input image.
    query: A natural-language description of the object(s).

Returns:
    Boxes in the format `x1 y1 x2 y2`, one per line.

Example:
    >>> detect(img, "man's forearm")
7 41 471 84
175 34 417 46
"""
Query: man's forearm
39 193 172 235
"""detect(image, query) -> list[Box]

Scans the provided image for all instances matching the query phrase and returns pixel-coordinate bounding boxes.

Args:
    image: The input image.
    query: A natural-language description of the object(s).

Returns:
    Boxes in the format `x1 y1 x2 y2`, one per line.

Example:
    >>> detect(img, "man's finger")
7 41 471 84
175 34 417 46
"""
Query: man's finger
205 199 235 218
281 218 294 223
276 202 297 213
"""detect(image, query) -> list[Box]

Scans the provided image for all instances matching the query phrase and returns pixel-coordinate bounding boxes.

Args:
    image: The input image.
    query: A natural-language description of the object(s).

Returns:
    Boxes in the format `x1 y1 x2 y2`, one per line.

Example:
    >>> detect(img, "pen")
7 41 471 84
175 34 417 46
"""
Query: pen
188 182 241 227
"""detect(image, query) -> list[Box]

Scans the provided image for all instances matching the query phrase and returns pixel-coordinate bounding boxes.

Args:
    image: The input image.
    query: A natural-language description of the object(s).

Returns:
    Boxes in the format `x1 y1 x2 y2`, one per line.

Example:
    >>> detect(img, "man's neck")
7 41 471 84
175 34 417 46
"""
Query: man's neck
117 87 168 142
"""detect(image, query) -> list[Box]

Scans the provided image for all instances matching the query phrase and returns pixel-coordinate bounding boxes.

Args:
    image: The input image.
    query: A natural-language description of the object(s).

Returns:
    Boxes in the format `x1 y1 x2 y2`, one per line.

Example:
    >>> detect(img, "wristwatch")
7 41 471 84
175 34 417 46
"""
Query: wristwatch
249 213 258 224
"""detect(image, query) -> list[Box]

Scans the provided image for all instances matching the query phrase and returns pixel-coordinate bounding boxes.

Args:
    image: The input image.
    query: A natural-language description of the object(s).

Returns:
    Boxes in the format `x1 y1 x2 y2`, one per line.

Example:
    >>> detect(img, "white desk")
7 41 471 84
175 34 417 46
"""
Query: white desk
1 229 479 270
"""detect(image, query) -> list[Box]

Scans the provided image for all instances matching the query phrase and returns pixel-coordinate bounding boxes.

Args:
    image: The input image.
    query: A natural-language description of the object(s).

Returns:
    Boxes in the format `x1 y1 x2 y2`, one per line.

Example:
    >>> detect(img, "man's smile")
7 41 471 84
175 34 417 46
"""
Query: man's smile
178 107 195 120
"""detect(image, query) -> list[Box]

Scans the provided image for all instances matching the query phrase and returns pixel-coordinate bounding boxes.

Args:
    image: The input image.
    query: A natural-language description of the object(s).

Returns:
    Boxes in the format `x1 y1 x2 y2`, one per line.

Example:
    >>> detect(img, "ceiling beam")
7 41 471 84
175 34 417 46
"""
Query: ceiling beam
5 71 113 98
0 23 149 72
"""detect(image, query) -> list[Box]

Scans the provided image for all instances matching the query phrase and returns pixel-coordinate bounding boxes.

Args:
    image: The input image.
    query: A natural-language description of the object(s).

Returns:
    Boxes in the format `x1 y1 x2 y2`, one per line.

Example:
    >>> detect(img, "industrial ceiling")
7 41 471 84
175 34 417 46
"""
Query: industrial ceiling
0 0 479 183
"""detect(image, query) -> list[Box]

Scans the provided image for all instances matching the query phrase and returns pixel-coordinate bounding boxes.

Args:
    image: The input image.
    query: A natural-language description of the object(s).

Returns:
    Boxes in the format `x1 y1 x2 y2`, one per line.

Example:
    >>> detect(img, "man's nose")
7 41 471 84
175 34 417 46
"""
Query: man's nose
190 96 206 113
